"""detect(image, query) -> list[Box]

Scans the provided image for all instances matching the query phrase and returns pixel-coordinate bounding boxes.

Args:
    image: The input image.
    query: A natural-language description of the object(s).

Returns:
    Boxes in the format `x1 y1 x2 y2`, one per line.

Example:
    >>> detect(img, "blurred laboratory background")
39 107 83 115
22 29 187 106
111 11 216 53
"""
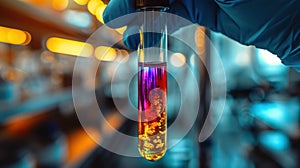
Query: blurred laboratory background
1 0 300 168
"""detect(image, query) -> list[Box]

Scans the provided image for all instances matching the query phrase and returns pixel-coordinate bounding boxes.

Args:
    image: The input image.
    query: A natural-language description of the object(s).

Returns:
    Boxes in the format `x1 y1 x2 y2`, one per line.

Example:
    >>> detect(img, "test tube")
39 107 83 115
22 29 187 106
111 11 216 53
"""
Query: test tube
136 0 169 161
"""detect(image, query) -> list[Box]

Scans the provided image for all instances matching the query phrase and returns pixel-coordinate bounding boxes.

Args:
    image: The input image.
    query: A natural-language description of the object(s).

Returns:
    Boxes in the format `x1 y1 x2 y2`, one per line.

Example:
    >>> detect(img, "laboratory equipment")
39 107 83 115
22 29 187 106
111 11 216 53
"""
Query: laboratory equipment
136 0 169 161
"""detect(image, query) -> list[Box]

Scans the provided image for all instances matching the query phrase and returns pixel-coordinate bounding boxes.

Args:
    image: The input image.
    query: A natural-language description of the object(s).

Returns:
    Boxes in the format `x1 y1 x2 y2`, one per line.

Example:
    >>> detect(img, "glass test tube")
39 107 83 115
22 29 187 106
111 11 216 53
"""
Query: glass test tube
136 0 169 161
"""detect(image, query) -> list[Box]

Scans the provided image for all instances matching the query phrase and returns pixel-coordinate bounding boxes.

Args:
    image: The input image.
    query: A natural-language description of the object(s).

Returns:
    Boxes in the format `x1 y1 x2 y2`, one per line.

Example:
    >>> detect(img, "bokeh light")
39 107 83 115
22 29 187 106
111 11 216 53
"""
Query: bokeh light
46 37 94 57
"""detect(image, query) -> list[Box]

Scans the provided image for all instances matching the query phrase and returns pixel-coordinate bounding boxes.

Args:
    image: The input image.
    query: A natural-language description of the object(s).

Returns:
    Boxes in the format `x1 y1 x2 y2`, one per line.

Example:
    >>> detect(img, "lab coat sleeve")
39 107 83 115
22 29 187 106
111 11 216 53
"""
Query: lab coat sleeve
215 0 300 67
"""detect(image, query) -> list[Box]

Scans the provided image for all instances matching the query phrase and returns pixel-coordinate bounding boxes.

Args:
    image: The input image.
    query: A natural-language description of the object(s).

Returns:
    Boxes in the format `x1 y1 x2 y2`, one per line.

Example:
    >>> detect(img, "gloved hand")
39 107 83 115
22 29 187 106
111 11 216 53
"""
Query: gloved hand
103 0 219 50
103 0 300 69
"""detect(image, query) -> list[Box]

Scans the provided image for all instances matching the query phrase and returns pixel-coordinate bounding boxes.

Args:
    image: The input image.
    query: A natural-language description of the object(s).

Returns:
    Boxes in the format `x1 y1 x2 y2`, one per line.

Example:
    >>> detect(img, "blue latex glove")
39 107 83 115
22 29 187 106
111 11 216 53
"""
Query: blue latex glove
103 0 218 49
103 0 300 69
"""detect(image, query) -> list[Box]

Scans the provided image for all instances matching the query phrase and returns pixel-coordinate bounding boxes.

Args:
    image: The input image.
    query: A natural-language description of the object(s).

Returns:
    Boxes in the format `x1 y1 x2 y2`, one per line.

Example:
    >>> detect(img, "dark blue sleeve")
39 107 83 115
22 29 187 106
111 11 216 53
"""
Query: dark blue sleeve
215 0 300 68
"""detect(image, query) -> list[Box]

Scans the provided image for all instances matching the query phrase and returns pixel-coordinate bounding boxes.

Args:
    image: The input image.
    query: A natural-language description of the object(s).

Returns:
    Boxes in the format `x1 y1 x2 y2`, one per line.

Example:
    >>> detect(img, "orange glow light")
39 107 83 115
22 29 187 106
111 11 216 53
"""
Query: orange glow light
52 0 69 11
95 3 107 23
95 46 117 61
88 0 104 15
46 37 94 57
73 0 89 5
0 26 31 45
67 128 99 164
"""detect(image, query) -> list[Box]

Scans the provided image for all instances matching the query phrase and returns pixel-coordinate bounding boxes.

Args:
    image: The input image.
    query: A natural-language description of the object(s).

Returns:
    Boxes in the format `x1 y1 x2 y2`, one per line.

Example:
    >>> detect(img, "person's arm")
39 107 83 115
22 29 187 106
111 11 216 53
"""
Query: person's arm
215 0 300 69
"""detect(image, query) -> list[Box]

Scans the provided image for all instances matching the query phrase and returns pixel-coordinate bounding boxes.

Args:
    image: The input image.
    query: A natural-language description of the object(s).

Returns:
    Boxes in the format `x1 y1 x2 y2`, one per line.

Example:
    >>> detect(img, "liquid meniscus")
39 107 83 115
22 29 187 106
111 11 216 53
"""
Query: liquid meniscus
138 62 167 161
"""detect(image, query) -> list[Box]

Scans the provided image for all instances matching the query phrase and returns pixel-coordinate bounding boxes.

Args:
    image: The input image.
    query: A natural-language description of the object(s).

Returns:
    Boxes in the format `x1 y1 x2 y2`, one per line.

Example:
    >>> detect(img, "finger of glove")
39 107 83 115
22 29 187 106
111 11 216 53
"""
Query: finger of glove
170 0 219 30
122 1 194 50
123 25 140 50
105 0 215 49
103 0 194 29
103 0 136 28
